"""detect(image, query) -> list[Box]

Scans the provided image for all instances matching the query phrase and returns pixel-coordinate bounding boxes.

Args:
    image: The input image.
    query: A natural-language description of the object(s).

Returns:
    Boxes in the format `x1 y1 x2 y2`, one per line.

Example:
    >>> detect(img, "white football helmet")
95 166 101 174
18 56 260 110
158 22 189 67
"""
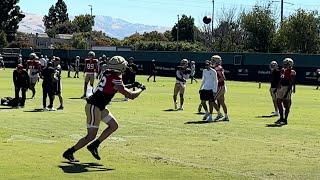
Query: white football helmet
107 56 128 73
283 58 294 68
29 53 37 60
88 51 95 58
270 61 278 70
211 55 222 66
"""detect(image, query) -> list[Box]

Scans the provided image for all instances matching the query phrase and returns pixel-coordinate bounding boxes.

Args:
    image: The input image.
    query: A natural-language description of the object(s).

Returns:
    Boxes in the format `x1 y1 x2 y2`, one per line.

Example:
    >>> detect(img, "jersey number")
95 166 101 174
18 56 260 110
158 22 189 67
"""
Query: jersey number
87 63 95 69
95 76 106 92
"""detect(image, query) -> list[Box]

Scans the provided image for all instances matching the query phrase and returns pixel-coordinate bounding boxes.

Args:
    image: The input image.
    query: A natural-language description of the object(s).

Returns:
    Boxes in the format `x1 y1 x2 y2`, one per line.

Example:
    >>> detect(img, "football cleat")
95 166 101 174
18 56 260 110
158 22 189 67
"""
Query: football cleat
214 113 223 121
62 150 79 162
87 144 101 160
206 115 213 122
203 113 210 120
221 116 230 122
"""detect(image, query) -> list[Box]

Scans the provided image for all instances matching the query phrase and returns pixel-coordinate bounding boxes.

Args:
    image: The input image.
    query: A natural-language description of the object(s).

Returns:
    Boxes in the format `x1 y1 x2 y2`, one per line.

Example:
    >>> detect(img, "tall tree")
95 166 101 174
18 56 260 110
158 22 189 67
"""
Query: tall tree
0 0 25 42
279 9 320 53
43 5 58 30
171 15 197 42
55 0 69 24
72 14 95 33
240 5 276 52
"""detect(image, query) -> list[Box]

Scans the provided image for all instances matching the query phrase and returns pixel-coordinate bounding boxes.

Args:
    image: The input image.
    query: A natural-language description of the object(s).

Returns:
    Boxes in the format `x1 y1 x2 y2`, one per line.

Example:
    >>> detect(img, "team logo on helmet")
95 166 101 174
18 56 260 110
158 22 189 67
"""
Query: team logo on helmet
107 56 128 73
211 55 222 65
270 61 278 70
283 58 294 68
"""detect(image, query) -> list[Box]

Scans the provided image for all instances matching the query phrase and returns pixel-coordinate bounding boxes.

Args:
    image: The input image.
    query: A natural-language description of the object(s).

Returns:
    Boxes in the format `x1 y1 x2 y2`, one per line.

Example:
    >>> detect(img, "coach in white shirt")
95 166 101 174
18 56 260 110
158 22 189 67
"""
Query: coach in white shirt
199 60 219 122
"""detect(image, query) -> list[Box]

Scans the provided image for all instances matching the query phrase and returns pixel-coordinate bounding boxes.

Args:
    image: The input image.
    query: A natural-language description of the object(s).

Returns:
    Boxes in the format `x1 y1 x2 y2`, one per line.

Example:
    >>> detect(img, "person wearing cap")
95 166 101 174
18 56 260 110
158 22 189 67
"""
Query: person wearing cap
13 64 30 108
81 51 99 99
62 56 146 162
74 56 80 78
190 61 197 84
275 58 296 125
199 60 219 122
41 61 56 111
147 59 157 82
173 59 192 110
0 56 5 70
269 61 281 116
26 53 41 99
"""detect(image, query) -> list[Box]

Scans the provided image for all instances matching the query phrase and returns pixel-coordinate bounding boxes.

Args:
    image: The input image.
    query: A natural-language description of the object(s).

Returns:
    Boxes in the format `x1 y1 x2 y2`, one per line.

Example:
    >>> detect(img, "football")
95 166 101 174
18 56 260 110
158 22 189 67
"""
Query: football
203 16 212 24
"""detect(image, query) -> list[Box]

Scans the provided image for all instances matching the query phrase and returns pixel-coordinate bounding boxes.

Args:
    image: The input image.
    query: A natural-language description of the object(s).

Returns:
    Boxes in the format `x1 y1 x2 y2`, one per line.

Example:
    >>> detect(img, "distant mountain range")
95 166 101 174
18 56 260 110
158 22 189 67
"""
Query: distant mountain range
18 13 169 39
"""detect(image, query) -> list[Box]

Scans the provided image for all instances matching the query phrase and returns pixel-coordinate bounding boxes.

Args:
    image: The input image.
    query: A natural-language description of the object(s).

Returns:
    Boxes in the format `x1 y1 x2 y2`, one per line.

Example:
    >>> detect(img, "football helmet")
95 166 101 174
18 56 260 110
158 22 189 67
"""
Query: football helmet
88 51 95 58
107 56 128 73
269 61 278 70
283 58 294 68
29 53 37 60
211 55 222 65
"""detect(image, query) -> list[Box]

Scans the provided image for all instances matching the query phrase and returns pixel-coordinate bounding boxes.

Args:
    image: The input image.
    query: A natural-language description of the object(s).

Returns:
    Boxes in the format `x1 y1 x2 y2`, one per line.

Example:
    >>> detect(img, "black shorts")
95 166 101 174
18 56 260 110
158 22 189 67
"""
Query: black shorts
200 90 215 101
54 80 61 95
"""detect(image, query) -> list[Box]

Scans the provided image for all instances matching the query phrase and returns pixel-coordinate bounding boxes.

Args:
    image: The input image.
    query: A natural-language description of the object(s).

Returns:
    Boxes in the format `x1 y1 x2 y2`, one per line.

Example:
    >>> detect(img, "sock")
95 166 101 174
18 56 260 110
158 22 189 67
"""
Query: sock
69 146 76 153
91 139 101 148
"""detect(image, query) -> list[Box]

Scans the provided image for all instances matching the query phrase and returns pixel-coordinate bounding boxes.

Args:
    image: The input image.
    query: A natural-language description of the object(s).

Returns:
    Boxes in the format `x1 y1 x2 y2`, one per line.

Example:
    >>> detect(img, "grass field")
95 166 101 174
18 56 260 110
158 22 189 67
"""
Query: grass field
0 68 320 180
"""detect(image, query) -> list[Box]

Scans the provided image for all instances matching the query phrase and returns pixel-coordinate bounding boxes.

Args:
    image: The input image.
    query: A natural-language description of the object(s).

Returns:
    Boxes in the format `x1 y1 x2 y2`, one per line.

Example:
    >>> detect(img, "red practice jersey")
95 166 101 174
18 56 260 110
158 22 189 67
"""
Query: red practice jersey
215 65 225 87
26 60 41 76
86 71 124 110
280 68 296 86
84 59 99 74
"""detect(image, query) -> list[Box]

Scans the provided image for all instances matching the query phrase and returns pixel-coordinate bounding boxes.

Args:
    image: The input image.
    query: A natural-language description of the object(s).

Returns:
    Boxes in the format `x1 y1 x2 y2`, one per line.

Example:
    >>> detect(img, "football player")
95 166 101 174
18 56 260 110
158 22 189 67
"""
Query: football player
147 59 157 82
190 61 197 84
269 61 281 116
74 56 80 78
81 51 99 99
211 55 229 121
26 53 41 99
62 56 145 162
173 59 191 110
13 64 30 108
275 58 296 125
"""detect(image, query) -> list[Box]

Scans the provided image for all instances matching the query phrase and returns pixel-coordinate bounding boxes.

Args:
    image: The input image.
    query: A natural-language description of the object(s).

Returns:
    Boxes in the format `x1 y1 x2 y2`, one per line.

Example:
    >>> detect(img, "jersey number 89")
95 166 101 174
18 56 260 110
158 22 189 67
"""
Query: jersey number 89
87 63 95 69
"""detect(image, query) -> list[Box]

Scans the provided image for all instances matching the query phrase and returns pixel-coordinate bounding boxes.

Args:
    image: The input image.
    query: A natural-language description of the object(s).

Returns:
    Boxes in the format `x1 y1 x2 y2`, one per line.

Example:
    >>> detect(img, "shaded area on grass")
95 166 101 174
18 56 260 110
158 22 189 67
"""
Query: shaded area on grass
266 123 285 128
24 108 45 113
58 162 114 174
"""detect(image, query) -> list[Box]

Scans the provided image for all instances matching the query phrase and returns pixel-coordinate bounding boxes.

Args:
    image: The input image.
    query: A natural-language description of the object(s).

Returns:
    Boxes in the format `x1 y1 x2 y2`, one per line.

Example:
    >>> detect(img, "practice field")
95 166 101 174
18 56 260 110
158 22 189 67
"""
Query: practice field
0 69 320 180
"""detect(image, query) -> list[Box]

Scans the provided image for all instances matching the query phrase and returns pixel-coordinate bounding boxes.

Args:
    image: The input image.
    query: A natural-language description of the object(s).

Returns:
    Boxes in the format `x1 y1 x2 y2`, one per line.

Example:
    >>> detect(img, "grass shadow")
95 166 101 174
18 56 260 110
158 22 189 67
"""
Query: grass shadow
256 115 276 118
185 120 212 124
58 162 114 174
266 123 284 128
0 107 14 110
24 108 45 112
111 98 128 102
195 112 206 115
163 109 177 112
69 97 83 100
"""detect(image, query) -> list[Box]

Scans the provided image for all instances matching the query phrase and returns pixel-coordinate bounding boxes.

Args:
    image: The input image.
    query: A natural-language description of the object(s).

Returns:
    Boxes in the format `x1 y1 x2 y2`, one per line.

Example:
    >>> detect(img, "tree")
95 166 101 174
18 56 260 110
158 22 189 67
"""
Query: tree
0 0 25 42
142 31 169 42
212 8 246 52
55 0 69 24
240 5 276 52
72 14 95 33
0 30 8 48
279 9 320 53
72 33 88 49
43 5 58 30
43 0 69 37
171 15 197 42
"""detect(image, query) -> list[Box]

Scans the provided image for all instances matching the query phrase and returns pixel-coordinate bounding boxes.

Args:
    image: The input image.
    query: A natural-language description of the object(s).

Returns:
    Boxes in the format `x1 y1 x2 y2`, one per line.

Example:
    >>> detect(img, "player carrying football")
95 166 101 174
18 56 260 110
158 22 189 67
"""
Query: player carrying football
63 56 146 162
275 58 296 125
173 59 191 110
81 51 99 99
26 53 41 99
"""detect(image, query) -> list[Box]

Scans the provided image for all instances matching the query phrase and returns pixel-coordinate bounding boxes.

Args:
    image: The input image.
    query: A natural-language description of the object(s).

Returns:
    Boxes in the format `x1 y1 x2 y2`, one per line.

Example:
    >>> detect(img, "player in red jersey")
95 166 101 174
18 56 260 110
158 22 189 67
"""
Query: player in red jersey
63 56 146 162
81 51 99 99
275 58 296 125
26 53 42 99
211 55 229 121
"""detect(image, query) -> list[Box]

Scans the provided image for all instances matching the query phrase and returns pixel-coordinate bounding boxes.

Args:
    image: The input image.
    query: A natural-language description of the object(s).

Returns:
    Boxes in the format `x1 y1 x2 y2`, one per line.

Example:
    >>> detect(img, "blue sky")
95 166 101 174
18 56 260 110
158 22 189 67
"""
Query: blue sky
19 0 320 27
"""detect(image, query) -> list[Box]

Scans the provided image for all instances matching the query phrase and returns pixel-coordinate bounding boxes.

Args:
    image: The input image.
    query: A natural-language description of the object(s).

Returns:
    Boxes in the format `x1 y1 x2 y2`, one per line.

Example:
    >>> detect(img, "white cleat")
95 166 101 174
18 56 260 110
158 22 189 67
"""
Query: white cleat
202 113 210 120
177 106 184 111
206 115 213 122
214 113 223 121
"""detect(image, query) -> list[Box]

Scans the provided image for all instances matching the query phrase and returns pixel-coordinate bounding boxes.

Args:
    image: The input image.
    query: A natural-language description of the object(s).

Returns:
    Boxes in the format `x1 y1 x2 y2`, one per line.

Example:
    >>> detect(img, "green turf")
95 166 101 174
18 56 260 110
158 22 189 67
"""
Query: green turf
0 69 320 179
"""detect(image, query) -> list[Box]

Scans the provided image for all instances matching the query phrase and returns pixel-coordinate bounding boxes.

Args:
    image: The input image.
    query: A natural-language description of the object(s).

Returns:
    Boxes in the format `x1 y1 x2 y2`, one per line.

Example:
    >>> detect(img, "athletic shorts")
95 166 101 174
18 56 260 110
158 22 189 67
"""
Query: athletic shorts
85 74 95 84
215 86 226 100
276 86 292 100
85 103 115 129
200 89 215 101
174 83 186 95
54 80 62 95
30 76 38 84
270 88 278 101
